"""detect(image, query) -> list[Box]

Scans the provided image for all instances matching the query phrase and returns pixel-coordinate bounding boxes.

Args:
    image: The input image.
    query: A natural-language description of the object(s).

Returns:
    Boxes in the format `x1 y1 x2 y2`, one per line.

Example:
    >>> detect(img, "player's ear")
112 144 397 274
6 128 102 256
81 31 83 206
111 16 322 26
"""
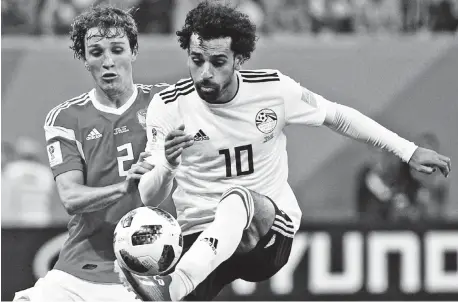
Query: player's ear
131 48 138 62
234 54 243 70
84 61 90 71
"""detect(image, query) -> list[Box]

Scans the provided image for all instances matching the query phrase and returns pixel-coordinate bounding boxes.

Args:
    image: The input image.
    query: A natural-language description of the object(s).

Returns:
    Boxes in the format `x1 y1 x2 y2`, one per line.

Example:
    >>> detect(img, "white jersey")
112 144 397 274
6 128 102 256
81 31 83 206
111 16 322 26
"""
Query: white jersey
146 69 328 235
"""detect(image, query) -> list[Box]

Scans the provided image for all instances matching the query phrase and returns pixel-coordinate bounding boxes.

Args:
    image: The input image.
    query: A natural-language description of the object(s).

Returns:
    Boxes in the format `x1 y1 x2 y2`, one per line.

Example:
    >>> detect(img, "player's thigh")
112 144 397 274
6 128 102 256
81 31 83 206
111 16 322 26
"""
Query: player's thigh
13 270 83 301
236 189 276 253
240 201 295 282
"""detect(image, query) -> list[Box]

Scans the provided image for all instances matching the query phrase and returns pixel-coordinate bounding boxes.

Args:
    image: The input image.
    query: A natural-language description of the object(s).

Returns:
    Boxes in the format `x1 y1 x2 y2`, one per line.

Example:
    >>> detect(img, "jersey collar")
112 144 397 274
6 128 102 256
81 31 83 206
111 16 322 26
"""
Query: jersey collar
89 85 138 115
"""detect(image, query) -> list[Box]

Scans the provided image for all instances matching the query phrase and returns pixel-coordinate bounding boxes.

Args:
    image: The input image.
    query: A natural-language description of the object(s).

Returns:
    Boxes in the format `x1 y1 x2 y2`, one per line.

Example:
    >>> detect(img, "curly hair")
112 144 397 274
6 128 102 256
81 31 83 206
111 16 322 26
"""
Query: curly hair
176 1 257 63
69 5 138 60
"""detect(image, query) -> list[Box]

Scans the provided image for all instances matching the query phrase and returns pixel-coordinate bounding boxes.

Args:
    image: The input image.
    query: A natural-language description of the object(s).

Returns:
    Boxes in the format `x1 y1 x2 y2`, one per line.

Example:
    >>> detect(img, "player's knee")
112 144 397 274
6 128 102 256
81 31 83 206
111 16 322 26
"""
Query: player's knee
220 186 254 230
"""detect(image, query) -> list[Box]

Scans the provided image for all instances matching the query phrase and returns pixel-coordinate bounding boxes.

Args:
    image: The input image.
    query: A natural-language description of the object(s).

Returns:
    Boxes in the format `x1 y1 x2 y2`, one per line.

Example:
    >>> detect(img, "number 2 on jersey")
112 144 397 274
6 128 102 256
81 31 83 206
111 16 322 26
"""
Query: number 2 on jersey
117 143 134 177
219 144 254 177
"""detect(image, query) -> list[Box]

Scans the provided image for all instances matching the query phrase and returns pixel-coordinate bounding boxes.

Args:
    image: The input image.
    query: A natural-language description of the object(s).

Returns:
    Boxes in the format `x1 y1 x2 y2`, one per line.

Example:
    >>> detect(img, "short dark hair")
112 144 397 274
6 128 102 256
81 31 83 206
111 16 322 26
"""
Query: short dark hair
69 5 138 60
176 1 257 63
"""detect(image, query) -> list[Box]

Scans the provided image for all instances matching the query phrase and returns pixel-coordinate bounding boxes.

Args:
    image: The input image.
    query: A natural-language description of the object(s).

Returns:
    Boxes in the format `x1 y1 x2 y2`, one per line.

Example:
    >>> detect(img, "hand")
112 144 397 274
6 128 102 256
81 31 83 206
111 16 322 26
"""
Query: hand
123 152 155 194
165 124 194 166
409 147 451 177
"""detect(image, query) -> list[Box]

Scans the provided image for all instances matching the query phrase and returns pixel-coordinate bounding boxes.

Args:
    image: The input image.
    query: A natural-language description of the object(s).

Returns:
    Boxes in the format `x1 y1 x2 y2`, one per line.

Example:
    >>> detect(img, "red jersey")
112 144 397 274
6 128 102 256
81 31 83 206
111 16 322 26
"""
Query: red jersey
44 84 167 283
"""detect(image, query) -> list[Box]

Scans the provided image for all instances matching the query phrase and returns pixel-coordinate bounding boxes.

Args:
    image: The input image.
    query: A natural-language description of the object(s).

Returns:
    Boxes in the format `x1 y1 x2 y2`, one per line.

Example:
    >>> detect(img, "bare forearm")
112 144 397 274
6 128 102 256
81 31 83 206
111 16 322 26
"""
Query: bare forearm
139 162 175 207
58 182 126 215
323 102 418 162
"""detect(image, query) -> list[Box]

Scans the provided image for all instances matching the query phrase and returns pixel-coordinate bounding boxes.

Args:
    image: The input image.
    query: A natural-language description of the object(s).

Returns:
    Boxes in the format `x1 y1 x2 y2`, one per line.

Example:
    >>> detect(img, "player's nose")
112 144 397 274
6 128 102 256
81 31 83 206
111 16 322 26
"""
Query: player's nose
102 54 115 69
201 63 213 80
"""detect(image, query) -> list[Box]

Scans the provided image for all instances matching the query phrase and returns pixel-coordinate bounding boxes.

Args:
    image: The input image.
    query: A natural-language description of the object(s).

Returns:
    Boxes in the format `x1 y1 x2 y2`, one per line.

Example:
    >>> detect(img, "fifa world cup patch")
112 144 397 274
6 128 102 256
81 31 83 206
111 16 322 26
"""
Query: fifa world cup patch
47 141 63 167
150 126 164 143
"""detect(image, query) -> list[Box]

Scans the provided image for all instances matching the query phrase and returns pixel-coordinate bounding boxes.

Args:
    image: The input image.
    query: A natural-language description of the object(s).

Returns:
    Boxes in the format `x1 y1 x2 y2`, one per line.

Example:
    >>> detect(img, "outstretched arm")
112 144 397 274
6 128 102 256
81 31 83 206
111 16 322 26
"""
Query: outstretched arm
320 96 451 177
278 70 451 177
56 152 153 215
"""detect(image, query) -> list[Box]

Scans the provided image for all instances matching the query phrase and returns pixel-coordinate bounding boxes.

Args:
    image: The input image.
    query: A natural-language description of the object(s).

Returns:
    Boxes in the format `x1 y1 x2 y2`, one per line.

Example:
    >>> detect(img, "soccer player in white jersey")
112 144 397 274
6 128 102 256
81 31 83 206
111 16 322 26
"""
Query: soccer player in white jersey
116 1 451 300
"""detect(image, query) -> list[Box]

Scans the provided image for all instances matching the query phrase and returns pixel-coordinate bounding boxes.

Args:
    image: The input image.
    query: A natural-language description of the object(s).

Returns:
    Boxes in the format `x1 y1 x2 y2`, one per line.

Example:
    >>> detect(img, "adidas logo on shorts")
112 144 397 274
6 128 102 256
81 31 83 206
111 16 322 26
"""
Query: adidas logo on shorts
201 237 218 254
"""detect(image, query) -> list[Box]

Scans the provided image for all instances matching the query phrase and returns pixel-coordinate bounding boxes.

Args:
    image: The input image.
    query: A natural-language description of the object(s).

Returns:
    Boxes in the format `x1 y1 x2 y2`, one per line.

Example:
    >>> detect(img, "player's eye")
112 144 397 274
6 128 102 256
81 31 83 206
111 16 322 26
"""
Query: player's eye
90 50 102 57
212 60 226 67
112 47 124 54
191 58 203 66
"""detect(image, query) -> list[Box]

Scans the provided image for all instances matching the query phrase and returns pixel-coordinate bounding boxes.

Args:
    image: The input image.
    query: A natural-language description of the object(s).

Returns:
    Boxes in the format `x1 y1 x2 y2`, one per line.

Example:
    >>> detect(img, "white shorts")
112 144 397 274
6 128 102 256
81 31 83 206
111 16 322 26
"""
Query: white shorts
13 270 138 301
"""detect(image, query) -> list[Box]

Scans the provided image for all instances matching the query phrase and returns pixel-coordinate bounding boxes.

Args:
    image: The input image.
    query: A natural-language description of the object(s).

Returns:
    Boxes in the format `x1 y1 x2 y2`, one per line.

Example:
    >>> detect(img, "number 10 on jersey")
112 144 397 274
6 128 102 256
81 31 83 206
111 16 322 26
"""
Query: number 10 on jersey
219 144 254 177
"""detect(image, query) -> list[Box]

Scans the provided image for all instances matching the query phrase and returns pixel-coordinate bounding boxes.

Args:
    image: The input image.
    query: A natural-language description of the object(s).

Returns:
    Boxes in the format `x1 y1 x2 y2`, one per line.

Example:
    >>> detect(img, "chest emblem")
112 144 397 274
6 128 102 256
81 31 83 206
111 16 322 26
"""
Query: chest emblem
255 108 277 134
137 109 147 129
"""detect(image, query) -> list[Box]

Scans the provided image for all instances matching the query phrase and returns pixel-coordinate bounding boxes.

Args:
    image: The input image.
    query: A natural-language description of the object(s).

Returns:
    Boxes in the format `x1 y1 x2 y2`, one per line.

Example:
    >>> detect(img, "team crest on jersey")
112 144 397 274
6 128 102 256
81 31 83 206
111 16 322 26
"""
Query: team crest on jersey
255 108 277 134
137 109 147 129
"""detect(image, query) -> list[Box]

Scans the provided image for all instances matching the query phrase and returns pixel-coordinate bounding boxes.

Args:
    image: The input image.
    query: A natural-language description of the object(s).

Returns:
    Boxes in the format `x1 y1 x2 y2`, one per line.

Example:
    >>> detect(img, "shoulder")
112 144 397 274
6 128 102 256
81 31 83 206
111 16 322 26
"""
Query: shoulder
136 83 171 97
239 69 281 83
239 69 301 96
156 77 195 105
44 92 91 128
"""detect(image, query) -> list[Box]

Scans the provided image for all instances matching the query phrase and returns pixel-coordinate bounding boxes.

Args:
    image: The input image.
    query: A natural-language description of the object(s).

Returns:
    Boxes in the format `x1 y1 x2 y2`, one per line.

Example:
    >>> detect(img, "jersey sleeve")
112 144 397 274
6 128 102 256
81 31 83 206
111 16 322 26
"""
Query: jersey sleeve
280 71 328 126
145 93 180 166
44 108 84 178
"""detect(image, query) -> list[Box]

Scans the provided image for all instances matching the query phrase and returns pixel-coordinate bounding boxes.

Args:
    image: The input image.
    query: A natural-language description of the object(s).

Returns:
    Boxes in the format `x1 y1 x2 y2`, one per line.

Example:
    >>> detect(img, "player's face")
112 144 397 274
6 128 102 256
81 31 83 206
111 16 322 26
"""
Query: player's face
188 34 240 103
84 27 136 92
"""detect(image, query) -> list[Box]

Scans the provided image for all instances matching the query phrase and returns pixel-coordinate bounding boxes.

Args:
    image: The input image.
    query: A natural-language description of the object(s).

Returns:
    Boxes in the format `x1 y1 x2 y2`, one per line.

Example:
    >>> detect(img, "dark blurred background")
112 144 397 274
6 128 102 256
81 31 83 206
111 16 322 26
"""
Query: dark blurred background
2 0 458 300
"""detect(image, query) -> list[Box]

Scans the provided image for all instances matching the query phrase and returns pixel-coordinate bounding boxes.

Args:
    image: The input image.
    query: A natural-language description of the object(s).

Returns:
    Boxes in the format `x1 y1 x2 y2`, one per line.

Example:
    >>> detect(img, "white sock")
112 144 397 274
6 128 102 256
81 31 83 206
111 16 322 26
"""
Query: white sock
169 187 254 300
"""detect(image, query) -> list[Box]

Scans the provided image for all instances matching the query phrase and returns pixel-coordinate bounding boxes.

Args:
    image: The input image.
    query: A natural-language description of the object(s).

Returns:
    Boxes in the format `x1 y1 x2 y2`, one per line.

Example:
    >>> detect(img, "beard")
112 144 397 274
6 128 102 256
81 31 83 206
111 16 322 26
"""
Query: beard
195 81 220 102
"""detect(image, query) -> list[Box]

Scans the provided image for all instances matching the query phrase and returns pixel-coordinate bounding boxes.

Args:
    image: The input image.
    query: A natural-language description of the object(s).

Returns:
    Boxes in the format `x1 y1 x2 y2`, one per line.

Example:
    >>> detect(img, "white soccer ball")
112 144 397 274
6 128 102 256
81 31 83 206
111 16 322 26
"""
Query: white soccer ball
113 207 183 276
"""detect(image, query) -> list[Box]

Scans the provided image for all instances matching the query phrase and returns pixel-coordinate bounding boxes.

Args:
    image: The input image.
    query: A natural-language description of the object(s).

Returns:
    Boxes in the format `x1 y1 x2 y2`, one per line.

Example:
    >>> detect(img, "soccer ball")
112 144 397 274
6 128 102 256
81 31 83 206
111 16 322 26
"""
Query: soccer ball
113 207 183 276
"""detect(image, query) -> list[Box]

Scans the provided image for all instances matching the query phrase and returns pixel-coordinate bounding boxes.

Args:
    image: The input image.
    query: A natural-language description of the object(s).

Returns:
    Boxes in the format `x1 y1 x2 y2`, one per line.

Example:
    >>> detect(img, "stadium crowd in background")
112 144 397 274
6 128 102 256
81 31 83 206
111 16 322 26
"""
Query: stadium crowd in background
1 137 67 227
356 132 450 223
2 0 458 36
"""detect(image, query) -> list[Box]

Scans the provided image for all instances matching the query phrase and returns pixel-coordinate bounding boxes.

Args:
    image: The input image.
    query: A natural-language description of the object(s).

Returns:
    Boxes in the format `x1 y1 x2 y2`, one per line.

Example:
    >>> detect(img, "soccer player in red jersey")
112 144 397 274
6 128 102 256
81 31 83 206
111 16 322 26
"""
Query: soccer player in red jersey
13 6 166 301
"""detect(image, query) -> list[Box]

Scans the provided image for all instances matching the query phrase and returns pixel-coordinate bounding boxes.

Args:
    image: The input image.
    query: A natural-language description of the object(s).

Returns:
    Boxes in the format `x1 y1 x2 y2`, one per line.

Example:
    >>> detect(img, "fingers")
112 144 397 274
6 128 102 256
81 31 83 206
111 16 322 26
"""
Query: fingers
428 155 450 177
138 161 155 170
167 147 183 163
412 160 449 177
129 166 151 175
412 163 435 174
437 154 451 176
126 173 142 181
129 162 154 175
137 152 151 162
165 140 194 156
165 134 194 149
412 148 451 178
163 125 194 165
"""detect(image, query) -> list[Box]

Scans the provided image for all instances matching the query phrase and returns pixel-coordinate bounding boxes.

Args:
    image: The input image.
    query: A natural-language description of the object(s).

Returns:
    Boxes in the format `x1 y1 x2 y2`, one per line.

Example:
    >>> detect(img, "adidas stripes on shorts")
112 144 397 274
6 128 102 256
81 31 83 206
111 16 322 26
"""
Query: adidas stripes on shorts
181 198 294 301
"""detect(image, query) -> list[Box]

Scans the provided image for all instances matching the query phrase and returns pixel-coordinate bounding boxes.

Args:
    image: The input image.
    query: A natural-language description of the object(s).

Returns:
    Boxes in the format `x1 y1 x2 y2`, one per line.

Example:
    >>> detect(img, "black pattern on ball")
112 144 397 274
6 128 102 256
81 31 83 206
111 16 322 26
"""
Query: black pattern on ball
131 225 162 246
158 245 175 272
119 249 149 273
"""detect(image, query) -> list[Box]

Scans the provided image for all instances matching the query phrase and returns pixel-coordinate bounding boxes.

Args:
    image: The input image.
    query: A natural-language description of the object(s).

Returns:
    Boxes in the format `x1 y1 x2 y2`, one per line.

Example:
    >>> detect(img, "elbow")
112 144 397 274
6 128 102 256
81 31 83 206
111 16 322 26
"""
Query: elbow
59 192 81 215
61 198 78 215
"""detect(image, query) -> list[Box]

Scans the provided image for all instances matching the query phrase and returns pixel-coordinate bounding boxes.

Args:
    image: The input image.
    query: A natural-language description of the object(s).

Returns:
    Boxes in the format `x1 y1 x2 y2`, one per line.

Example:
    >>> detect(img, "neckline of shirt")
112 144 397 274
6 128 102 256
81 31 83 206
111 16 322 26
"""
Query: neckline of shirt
89 84 138 115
